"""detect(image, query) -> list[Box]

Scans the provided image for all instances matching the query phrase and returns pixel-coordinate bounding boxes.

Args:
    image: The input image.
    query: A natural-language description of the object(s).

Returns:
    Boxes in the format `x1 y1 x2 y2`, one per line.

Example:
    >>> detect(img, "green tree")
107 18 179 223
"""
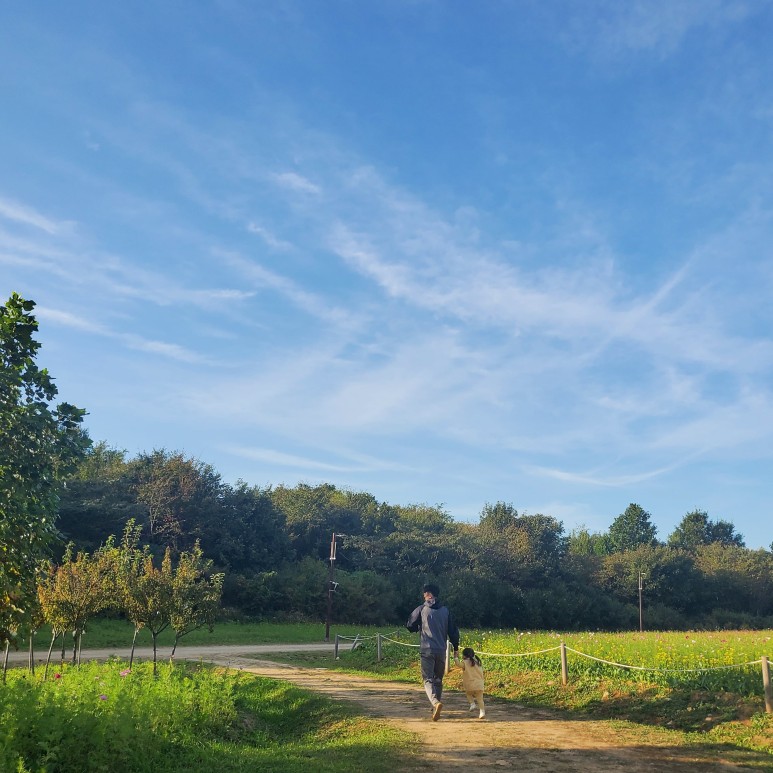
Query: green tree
473 503 566 588
380 503 461 578
204 481 290 575
112 520 150 667
37 543 114 667
608 503 658 552
694 543 773 620
132 450 223 550
270 483 364 561
57 442 136 553
124 548 174 675
707 519 745 548
598 544 699 616
169 541 224 657
0 293 89 648
667 510 745 552
667 510 712 551
567 526 613 556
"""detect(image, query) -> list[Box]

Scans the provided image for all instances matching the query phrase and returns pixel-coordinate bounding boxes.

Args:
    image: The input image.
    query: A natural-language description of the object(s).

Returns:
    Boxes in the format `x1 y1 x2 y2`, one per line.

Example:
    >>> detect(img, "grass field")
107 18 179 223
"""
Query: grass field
11 621 773 763
262 627 773 759
25 618 384 651
0 658 418 773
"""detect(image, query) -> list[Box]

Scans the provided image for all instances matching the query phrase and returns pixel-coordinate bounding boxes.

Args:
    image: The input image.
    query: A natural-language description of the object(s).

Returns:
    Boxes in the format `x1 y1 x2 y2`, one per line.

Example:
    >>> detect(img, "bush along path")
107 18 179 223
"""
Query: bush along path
202 653 772 773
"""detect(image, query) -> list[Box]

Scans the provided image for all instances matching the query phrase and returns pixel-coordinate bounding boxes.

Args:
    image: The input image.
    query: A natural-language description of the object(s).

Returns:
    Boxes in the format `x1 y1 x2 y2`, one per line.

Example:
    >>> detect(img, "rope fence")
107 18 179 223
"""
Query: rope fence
333 632 773 713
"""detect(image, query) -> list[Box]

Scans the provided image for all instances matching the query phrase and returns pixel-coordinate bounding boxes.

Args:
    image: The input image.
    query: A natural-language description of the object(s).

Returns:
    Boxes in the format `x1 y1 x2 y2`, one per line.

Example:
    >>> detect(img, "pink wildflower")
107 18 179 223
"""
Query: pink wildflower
119 669 131 677
54 673 61 679
99 694 108 701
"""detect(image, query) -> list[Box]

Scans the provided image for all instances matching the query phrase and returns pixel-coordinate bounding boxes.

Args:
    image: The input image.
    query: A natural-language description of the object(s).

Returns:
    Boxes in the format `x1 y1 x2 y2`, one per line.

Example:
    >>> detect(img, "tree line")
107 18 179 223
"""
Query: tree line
56 445 773 631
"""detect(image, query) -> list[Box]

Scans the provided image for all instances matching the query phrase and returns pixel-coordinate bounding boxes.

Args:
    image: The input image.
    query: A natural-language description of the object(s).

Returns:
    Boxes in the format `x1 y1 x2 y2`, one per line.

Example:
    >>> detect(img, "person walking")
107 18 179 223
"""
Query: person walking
460 647 486 719
406 583 460 720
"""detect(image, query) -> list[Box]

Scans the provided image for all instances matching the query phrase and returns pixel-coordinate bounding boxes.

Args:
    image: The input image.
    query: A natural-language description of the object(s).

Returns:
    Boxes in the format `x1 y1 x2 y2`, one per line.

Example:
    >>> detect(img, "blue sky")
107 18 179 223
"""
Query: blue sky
2 1 772 548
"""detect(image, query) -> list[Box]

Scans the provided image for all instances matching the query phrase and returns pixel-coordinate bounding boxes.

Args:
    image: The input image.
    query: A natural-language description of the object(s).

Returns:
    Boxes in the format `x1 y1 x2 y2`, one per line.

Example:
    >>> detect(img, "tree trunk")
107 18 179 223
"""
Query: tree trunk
71 630 77 666
129 626 139 669
60 633 66 666
152 631 158 677
44 632 57 680
28 633 35 675
2 640 9 684
170 635 180 660
77 630 83 666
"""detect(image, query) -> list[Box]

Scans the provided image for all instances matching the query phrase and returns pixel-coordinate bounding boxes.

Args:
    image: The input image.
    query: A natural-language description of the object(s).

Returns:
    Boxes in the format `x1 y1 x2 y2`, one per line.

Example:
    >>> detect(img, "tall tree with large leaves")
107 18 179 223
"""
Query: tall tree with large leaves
0 293 89 648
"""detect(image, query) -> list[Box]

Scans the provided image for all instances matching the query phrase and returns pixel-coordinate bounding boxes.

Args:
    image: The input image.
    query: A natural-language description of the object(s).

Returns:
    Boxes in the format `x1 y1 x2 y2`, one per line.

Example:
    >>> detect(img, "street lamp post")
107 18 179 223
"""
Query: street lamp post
324 532 338 642
638 572 644 632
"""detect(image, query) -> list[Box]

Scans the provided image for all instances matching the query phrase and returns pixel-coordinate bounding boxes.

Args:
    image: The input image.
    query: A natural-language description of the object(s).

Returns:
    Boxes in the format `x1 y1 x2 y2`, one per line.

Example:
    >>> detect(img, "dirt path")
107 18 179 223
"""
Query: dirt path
8 644 768 771
206 651 766 773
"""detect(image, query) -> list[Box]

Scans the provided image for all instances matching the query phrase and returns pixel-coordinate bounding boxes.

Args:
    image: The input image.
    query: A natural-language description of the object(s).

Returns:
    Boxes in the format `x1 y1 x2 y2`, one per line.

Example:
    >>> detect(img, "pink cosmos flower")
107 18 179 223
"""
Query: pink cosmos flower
119 669 131 677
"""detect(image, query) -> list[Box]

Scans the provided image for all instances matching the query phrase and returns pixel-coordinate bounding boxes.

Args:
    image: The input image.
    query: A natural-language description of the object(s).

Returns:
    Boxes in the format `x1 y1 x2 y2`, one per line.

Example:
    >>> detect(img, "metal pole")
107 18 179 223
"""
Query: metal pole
324 532 336 642
638 572 644 632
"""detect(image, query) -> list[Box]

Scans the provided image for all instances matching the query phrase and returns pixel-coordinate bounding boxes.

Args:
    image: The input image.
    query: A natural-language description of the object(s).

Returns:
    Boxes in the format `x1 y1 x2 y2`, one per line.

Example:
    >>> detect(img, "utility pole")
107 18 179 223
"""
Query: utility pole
638 572 644 632
324 532 337 642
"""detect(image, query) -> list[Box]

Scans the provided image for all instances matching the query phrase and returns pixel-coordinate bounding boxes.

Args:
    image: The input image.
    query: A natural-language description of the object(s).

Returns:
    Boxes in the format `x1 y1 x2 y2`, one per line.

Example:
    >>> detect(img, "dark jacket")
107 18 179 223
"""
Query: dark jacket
406 600 460 654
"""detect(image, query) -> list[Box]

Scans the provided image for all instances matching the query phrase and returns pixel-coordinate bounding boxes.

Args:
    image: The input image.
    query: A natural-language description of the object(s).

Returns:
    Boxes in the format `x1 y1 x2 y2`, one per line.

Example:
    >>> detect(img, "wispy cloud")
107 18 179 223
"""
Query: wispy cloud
37 306 207 364
525 461 692 488
271 171 321 195
0 196 74 235
120 334 206 363
222 444 390 474
36 307 109 335
246 222 294 251
219 249 353 325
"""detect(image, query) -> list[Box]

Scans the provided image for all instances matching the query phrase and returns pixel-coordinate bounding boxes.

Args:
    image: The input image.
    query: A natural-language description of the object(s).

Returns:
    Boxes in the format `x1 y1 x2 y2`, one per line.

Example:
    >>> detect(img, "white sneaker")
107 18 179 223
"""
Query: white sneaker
479 710 486 720
469 703 476 711
432 701 443 721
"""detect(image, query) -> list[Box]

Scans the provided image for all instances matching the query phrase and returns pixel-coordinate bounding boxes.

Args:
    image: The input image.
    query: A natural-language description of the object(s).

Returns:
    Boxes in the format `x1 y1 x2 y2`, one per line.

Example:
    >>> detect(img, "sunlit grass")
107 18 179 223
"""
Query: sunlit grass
270 627 773 759
465 629 773 693
0 659 418 773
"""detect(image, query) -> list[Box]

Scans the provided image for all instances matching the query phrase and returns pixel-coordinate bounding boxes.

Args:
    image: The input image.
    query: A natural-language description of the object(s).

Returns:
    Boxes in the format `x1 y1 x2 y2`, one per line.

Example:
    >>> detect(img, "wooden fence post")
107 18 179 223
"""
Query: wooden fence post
377 633 382 662
334 634 339 659
560 642 568 686
762 656 773 714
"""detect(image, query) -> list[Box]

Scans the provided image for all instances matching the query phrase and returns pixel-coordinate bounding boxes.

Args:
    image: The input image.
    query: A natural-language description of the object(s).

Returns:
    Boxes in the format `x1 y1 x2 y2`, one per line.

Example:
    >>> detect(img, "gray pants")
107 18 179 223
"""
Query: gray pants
420 652 446 706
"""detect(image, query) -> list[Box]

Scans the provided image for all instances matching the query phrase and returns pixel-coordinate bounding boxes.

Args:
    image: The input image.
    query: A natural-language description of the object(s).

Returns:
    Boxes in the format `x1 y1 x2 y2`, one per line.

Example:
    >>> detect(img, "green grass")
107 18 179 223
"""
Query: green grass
261 628 773 762
27 618 394 650
0 659 419 773
465 629 773 693
14 623 773 765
